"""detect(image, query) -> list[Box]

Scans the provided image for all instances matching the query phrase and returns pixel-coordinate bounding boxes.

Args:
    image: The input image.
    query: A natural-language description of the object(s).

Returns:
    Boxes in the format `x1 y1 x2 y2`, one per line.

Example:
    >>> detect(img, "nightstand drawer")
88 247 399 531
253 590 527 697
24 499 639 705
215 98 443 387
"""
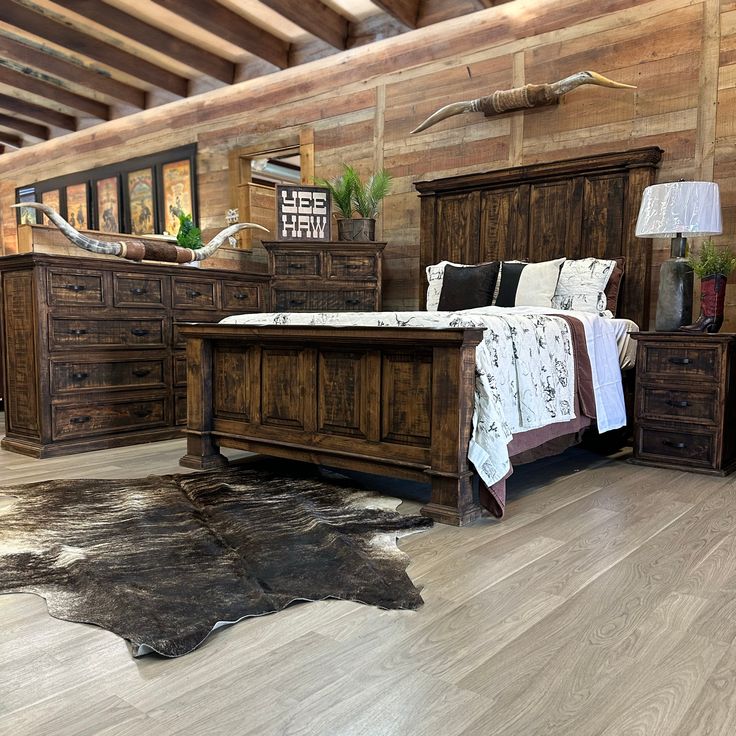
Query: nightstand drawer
641 344 720 382
272 252 321 276
640 387 718 424
636 426 715 468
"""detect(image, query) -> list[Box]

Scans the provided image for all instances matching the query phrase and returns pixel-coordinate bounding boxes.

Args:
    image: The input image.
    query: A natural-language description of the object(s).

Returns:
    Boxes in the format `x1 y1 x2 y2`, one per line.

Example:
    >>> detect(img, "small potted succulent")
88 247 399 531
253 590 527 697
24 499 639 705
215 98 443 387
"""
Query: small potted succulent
317 164 392 241
681 239 736 332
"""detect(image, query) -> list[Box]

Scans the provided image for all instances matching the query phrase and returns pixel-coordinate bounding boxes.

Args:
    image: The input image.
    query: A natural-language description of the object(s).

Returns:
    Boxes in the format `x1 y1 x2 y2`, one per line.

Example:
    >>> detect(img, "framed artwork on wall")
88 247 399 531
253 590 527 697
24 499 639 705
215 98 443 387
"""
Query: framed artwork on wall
40 189 61 224
95 176 120 233
16 186 37 225
162 159 193 235
275 184 331 241
127 168 155 235
66 183 89 229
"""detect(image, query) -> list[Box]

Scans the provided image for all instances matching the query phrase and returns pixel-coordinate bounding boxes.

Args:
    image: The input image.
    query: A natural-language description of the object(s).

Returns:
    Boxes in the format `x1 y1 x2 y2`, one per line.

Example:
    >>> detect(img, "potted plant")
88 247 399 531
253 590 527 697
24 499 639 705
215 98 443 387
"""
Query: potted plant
317 164 392 242
176 212 203 266
681 239 736 332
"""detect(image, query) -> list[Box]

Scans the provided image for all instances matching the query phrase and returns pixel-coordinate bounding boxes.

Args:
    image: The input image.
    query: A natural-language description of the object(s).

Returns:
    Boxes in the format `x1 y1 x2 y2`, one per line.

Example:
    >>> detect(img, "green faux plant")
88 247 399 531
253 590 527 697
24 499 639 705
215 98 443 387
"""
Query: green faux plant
316 165 360 218
687 239 736 278
316 164 393 219
176 212 203 250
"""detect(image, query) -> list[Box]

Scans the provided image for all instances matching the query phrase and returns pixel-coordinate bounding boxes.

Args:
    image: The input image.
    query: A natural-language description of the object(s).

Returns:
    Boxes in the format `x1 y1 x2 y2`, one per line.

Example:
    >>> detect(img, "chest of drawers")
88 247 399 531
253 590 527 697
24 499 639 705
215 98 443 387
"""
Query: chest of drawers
631 332 736 475
264 241 385 312
0 253 268 457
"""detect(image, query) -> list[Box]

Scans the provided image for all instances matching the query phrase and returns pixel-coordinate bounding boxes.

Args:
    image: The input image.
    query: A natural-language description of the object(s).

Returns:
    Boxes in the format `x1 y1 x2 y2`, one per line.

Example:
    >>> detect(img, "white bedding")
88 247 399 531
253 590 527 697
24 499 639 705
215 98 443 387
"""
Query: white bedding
220 307 627 487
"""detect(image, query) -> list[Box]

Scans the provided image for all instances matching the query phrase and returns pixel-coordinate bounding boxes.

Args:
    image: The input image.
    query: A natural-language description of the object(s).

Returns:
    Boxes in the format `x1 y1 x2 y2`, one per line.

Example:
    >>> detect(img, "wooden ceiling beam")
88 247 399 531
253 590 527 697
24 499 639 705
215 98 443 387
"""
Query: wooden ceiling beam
0 66 110 119
0 2 188 97
150 0 290 69
0 92 76 130
51 0 235 84
0 33 145 108
0 112 48 139
259 0 348 50
0 132 23 148
371 0 421 28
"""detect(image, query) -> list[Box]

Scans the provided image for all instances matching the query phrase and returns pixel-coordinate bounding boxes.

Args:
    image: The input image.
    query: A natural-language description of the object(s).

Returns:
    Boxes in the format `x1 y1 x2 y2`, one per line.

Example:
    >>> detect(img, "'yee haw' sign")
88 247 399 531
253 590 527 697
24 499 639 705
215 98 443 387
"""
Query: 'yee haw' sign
276 185 331 241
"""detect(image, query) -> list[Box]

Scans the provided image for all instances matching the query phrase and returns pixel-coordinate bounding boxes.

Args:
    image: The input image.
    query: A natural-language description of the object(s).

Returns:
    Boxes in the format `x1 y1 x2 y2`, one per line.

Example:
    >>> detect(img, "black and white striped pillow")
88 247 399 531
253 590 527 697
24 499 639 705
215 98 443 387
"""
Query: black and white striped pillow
491 258 566 308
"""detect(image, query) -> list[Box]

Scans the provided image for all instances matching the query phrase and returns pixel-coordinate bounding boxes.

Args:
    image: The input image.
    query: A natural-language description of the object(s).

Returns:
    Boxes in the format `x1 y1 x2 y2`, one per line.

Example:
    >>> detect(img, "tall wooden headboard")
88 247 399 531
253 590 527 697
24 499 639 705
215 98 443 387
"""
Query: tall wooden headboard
415 147 663 329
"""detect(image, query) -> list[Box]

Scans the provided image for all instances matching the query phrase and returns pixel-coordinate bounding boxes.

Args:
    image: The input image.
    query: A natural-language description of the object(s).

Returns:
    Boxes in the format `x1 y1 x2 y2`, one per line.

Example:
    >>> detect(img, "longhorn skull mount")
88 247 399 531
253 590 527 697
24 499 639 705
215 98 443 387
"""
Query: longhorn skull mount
411 71 636 134
13 202 269 263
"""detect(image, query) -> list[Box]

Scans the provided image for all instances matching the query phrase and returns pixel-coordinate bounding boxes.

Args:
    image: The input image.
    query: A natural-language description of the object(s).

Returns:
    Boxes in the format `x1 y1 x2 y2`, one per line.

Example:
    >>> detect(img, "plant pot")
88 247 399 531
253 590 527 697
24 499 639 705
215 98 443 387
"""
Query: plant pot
336 217 375 242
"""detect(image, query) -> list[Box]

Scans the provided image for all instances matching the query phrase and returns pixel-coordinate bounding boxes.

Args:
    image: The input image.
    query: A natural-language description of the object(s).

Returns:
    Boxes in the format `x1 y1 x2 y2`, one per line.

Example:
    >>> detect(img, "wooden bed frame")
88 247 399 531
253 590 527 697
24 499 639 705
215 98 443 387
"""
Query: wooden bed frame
180 147 662 525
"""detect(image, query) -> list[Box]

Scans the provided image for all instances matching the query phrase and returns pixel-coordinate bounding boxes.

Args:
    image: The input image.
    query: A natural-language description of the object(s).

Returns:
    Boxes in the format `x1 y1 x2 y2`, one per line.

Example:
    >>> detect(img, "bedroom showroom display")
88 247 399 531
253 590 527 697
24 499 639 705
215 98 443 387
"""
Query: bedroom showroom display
635 181 723 332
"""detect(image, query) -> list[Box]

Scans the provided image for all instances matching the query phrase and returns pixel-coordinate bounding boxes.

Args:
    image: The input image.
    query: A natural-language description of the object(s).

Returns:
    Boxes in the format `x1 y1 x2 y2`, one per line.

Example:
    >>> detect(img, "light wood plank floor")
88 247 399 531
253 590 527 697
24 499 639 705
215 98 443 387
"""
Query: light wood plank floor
2 415 736 736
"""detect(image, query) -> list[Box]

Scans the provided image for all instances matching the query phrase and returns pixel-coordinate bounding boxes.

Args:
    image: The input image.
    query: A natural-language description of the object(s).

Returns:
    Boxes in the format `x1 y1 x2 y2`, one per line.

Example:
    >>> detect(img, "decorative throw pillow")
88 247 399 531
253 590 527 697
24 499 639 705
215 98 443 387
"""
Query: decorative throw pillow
426 260 496 310
604 257 626 314
437 262 500 310
551 257 617 315
491 258 566 308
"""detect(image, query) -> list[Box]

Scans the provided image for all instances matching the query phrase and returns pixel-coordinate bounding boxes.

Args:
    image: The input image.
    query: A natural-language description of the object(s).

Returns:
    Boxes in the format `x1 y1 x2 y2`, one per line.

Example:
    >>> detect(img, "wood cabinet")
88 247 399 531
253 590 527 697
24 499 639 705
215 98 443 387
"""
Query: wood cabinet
631 332 736 475
0 253 268 457
264 241 384 312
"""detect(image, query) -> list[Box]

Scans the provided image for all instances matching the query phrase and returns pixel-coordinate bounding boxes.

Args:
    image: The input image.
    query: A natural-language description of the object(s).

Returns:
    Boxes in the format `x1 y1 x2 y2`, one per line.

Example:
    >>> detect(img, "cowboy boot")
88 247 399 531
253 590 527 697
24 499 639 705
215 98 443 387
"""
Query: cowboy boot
680 273 727 333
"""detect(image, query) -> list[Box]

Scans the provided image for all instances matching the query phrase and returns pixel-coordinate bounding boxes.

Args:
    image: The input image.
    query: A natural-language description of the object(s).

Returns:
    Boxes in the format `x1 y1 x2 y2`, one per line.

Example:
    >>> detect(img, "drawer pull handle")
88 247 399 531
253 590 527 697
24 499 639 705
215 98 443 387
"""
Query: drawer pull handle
71 372 89 381
130 287 147 295
288 263 305 270
130 328 150 337
345 264 360 270
288 299 305 306
132 368 151 377
70 416 91 424
63 283 86 292
668 357 692 365
666 400 689 408
662 439 687 450
132 408 152 418
233 292 249 300
186 289 202 298
345 298 361 305
68 328 88 336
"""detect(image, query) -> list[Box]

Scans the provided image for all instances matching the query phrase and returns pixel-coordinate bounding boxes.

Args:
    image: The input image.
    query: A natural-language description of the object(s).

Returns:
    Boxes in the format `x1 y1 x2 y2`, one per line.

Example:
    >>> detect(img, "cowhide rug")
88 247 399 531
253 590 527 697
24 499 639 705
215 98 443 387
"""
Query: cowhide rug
0 465 431 657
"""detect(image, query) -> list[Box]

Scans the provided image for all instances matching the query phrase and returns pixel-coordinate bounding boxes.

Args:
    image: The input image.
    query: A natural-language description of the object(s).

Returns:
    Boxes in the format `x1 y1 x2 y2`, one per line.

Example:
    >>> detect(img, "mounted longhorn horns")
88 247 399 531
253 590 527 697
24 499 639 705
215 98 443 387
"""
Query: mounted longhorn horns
13 202 269 263
411 71 636 134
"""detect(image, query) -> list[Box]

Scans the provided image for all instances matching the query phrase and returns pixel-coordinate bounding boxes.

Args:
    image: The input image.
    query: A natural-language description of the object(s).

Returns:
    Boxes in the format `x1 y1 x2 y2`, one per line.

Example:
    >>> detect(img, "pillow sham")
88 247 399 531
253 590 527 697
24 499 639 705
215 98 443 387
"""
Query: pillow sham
491 257 566 308
437 262 500 310
426 260 496 310
604 257 625 314
551 257 617 315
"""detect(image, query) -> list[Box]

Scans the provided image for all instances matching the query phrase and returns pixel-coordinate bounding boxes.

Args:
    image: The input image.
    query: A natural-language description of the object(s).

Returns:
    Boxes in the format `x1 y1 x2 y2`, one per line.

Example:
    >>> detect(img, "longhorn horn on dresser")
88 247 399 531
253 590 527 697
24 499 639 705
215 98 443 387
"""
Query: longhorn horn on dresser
410 70 636 134
12 202 268 263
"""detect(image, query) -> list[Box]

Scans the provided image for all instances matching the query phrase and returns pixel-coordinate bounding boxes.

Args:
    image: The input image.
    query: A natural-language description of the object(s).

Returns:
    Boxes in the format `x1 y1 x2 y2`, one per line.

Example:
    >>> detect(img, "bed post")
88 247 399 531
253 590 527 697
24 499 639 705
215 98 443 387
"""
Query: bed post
180 335 229 469
422 332 483 526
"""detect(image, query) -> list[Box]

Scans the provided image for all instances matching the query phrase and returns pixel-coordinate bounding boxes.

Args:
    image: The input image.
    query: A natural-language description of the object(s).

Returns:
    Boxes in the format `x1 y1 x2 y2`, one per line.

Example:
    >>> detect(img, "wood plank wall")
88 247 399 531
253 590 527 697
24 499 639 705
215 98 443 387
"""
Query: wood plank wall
0 0 733 326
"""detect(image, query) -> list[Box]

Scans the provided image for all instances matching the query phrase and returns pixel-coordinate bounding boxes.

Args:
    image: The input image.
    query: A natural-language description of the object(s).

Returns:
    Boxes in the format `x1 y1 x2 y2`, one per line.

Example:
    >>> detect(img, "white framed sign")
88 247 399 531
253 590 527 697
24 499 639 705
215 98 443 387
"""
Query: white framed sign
276 184 331 241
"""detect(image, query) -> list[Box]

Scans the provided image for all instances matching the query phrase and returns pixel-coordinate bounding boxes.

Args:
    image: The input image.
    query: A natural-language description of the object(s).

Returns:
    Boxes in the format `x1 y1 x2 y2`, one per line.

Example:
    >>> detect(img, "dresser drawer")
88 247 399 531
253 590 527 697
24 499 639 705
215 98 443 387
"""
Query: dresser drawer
51 358 166 394
52 397 168 440
328 254 377 280
172 277 217 309
221 283 261 312
641 343 720 382
113 273 166 308
272 252 321 277
48 269 105 306
49 317 166 349
636 425 715 468
639 386 718 425
274 289 376 312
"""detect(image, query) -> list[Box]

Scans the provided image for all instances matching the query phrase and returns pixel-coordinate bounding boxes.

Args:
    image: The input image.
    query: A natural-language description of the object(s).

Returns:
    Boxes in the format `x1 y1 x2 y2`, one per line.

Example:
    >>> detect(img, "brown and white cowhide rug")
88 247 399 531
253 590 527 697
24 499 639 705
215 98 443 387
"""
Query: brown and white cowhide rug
0 466 431 657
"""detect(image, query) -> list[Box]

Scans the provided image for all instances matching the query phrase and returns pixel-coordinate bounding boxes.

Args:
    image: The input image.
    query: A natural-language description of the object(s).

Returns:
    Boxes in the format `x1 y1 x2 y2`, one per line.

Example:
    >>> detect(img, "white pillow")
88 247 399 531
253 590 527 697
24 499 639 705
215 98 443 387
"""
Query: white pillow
491 258 565 308
551 257 616 316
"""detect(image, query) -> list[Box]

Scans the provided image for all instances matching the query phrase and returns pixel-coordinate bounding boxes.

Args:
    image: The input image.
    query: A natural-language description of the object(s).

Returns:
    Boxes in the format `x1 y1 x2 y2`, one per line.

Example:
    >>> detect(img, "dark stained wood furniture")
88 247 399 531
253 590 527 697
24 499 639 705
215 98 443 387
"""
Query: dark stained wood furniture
264 240 384 312
180 148 661 525
0 253 268 457
631 332 736 475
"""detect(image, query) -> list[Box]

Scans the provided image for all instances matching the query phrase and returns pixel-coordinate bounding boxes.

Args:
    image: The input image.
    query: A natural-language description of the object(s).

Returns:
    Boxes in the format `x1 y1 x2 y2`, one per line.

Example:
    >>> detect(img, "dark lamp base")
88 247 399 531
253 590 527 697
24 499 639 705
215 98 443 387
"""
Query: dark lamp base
655 257 693 331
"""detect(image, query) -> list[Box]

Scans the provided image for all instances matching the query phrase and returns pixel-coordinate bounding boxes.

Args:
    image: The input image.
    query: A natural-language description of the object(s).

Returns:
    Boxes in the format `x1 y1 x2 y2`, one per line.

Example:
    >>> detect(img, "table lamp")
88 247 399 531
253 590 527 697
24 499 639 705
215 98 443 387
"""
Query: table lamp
635 181 722 331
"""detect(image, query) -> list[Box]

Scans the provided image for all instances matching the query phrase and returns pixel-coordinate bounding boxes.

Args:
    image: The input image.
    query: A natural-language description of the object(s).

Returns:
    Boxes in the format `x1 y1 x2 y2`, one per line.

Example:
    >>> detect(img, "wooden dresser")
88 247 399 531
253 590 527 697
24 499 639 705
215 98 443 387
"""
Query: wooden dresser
631 332 736 475
0 253 268 457
264 241 384 312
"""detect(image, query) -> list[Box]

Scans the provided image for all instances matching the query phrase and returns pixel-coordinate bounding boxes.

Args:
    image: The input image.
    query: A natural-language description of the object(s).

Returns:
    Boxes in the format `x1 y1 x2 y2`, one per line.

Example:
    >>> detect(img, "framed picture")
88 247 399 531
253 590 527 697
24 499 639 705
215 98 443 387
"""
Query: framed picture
95 176 120 233
127 168 155 235
39 189 61 224
275 184 330 241
16 186 37 225
66 183 89 230
162 159 193 235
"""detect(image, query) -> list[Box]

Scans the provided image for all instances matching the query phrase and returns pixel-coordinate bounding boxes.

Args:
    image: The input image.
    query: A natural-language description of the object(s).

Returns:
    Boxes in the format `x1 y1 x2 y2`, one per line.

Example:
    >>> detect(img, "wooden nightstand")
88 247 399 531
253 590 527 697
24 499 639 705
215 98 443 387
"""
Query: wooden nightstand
631 332 736 475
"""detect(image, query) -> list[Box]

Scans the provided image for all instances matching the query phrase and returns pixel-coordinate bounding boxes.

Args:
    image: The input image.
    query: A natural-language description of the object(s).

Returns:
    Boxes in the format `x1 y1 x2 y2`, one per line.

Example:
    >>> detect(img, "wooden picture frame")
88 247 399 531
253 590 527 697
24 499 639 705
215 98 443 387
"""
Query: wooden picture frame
275 184 330 241
126 168 155 235
162 159 193 236
95 176 121 233
65 183 89 230
39 189 61 224
16 186 37 225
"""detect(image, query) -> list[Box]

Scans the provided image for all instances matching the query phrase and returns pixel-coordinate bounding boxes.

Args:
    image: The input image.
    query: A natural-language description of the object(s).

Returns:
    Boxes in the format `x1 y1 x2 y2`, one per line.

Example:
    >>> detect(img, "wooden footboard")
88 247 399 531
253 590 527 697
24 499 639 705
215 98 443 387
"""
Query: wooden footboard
178 323 484 525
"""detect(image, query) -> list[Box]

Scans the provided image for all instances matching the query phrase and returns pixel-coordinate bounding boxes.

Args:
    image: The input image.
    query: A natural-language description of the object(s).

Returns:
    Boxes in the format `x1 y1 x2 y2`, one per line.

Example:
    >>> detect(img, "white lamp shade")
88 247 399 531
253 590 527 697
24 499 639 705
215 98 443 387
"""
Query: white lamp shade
635 181 722 238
